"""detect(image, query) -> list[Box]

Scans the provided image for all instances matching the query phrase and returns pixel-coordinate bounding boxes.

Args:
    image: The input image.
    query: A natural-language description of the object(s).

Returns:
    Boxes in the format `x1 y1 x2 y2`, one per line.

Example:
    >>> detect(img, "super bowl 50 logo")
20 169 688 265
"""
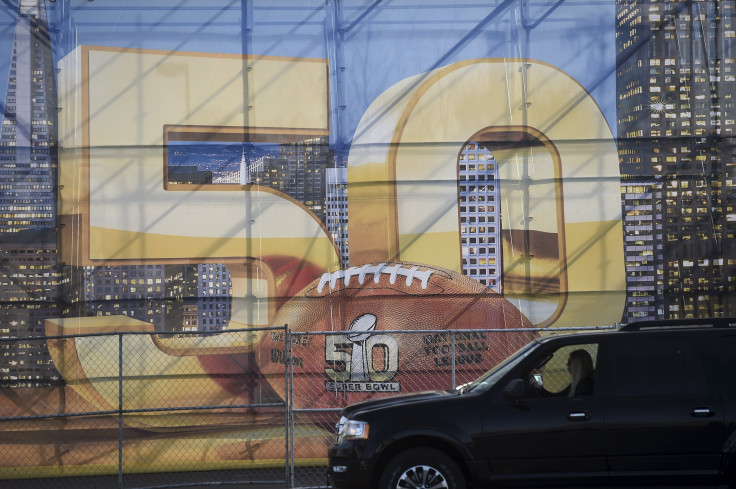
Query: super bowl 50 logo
324 314 400 393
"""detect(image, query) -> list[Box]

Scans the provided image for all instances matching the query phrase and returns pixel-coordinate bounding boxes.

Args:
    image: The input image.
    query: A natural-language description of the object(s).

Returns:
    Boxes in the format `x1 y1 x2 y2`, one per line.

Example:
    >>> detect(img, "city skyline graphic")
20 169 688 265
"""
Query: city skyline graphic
0 0 733 482
0 0 733 387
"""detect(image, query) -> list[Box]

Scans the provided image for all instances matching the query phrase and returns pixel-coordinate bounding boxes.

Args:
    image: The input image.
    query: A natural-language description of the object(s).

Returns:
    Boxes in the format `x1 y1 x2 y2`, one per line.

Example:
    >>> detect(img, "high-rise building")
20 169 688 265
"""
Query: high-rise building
0 0 63 387
239 147 248 185
616 0 736 319
248 156 291 188
0 231 63 387
165 264 231 332
168 165 213 185
83 265 168 328
326 167 349 267
82 263 232 332
246 138 334 227
277 137 332 223
621 182 665 319
0 0 57 234
458 142 503 293
194 264 231 331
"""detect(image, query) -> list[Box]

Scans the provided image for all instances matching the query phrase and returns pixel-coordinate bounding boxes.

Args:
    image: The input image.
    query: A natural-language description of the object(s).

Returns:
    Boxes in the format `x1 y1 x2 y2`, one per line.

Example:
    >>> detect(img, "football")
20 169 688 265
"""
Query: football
257 261 536 410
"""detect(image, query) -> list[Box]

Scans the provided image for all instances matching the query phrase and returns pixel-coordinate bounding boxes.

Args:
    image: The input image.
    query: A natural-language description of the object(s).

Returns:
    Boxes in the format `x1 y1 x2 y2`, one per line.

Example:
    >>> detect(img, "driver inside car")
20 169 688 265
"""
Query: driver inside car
528 348 595 397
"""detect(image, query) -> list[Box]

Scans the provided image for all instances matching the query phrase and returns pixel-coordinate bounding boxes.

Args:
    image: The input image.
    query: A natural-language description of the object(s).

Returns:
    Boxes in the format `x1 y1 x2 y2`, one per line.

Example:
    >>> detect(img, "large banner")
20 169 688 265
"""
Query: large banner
0 0 734 479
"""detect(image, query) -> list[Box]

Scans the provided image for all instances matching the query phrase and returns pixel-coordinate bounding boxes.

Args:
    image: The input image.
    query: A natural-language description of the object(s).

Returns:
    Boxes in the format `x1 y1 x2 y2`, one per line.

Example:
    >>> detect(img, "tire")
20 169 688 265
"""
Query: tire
379 448 466 489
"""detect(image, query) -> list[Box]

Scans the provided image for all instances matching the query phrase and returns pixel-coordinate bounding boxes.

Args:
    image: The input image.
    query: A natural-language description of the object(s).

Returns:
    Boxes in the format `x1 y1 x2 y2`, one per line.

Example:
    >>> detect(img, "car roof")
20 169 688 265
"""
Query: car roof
535 317 736 345
619 317 736 332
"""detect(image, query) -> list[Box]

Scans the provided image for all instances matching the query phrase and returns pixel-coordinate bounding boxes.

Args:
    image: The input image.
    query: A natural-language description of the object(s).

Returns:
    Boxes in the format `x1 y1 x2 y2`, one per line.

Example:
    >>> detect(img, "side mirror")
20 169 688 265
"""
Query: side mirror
503 378 526 401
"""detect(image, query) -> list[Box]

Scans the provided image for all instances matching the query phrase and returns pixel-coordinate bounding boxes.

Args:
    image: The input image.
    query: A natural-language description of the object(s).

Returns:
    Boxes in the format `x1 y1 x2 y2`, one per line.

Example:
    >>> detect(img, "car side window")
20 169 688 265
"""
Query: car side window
526 344 598 397
608 338 707 397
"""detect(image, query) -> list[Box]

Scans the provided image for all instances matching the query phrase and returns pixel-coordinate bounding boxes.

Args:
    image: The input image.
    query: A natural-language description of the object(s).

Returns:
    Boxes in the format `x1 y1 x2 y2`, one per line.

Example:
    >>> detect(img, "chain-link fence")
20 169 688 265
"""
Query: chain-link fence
0 326 291 489
0 325 614 488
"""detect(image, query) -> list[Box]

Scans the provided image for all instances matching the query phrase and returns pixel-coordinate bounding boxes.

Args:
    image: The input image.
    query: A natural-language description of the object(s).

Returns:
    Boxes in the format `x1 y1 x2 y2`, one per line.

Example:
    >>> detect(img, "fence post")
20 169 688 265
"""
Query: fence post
118 332 124 489
285 326 294 488
451 330 456 390
287 326 296 488
283 325 289 487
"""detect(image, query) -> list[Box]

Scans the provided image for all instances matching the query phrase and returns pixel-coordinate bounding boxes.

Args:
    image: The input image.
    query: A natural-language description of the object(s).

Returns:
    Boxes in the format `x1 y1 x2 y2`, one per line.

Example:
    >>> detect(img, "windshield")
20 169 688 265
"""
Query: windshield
458 341 538 394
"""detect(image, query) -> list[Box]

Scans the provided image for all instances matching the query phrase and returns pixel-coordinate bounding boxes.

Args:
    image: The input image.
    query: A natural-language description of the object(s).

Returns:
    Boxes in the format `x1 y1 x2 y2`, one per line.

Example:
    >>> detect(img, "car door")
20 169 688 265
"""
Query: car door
478 340 607 481
601 335 724 477
691 333 736 477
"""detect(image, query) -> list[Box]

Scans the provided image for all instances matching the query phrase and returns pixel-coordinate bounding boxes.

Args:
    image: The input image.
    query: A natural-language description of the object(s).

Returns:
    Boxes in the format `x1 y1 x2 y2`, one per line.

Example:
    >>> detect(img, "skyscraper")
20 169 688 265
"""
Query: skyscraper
83 265 168 328
0 0 62 387
458 142 503 293
617 0 736 319
246 138 334 224
193 264 231 331
621 181 665 318
0 231 63 387
0 0 57 234
275 137 333 223
165 264 232 332
326 167 349 267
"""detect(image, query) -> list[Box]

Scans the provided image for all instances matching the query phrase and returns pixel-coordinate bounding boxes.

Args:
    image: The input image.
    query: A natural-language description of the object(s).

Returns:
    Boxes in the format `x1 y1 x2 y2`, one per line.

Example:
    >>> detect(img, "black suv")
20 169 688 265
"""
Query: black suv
327 318 736 489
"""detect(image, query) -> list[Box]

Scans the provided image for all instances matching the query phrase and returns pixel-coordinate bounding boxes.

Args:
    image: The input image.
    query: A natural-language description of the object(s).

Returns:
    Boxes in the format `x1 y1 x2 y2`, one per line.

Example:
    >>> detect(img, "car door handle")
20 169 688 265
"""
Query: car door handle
568 411 590 421
691 408 715 418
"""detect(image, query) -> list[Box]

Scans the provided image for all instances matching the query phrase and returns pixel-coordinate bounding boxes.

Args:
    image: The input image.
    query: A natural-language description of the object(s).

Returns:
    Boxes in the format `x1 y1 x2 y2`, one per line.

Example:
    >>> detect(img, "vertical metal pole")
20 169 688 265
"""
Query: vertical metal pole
283 325 290 487
326 0 346 147
287 327 296 488
451 330 456 390
118 333 124 489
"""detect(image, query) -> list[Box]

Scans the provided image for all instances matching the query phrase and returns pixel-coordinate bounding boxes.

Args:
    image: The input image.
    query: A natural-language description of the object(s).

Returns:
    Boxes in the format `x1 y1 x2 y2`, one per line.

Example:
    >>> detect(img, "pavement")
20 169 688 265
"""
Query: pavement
1 469 730 489
0 468 328 489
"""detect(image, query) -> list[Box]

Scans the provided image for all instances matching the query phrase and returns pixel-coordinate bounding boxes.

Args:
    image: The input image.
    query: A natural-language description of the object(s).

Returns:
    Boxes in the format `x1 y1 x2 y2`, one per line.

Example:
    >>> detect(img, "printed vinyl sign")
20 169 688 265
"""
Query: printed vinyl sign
1 0 733 480
53 45 623 416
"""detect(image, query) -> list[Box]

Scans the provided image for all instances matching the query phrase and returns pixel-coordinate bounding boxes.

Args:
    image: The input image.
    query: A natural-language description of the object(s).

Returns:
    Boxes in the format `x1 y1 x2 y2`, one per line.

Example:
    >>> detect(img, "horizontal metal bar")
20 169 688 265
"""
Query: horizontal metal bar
122 403 287 415
292 408 342 413
0 403 286 422
130 480 287 489
0 325 614 343
290 326 616 336
0 325 288 343
0 410 119 421
47 373 286 382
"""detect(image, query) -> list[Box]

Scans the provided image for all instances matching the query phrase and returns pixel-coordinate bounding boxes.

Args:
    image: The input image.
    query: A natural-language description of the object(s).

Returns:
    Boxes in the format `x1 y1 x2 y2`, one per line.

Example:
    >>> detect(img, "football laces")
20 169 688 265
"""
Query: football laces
316 263 434 293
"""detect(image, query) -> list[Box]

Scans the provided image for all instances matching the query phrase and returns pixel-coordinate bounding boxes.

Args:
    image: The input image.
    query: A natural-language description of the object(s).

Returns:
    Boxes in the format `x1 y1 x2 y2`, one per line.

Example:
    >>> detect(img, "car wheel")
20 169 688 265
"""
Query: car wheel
379 448 466 489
